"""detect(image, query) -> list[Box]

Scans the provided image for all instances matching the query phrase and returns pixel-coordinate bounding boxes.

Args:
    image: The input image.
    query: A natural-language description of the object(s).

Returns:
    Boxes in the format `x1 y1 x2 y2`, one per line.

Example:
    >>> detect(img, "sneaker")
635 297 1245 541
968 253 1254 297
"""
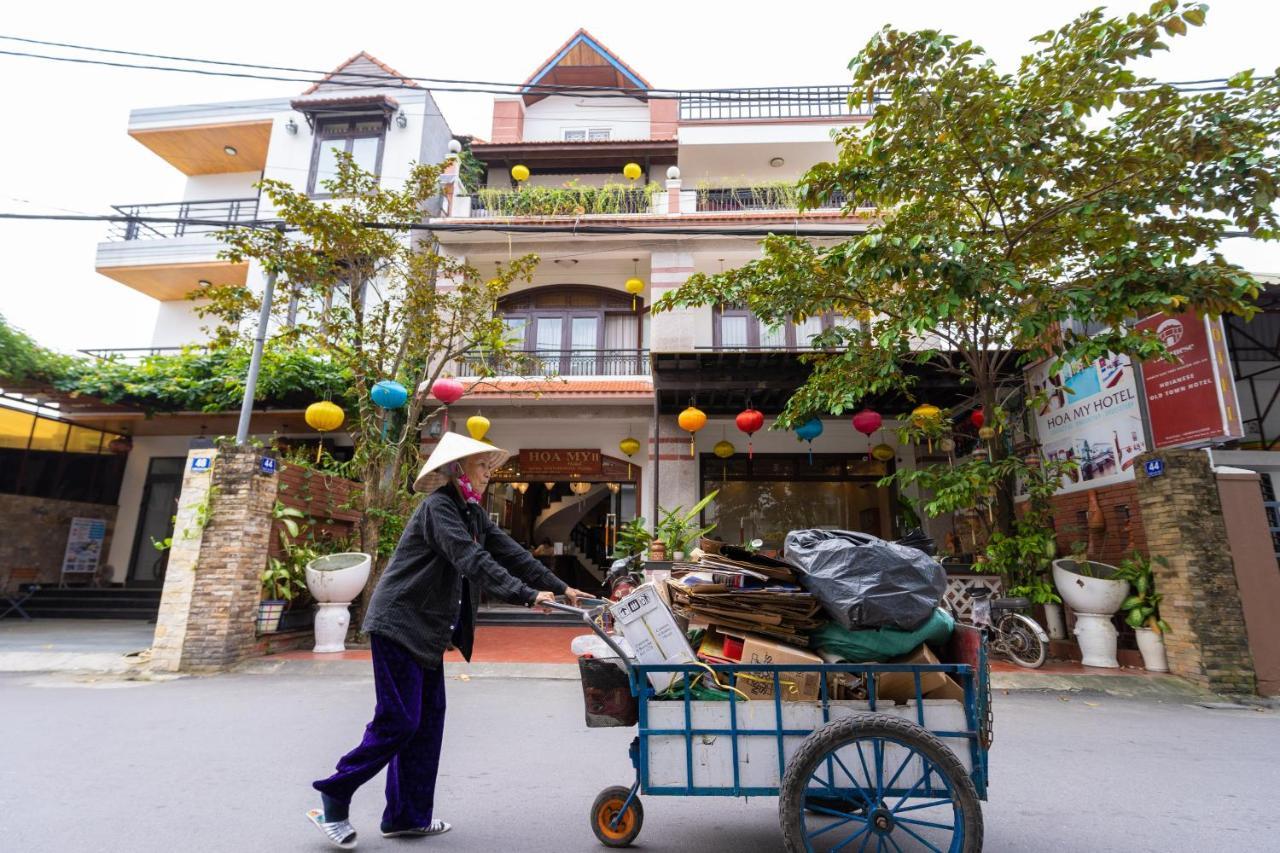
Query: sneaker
307 808 358 849
381 819 452 838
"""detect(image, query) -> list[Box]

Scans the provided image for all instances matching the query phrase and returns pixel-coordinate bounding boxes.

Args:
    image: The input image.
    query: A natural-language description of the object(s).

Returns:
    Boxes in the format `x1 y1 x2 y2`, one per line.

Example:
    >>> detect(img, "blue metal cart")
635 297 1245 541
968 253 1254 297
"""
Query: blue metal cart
555 602 991 853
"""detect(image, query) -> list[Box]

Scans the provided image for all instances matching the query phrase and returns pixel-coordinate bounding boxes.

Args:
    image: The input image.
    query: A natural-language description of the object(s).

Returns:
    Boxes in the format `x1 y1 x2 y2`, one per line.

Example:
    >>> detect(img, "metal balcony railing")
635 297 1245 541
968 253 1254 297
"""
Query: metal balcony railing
107 197 260 241
695 186 850 212
79 346 194 361
455 349 650 377
678 86 876 121
468 188 653 218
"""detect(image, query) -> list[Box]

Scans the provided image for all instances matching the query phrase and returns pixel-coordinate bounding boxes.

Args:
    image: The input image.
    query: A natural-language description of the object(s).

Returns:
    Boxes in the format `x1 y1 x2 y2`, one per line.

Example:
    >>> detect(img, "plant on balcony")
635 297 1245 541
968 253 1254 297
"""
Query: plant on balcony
693 180 805 211
0 314 75 384
205 152 539 619
474 180 661 217
657 3 1274 543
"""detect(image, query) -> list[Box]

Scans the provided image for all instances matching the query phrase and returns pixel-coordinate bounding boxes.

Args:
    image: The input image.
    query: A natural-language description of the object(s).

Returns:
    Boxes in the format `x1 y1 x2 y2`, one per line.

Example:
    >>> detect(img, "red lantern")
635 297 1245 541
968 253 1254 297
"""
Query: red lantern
851 409 882 437
969 409 985 430
735 408 765 459
430 377 466 431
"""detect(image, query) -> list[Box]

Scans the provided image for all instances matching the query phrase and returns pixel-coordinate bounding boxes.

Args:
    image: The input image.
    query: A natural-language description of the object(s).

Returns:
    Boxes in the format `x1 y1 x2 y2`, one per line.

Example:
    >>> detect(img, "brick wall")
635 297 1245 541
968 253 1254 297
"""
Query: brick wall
1049 480 1146 565
1133 449 1256 695
272 463 362 555
0 495 117 586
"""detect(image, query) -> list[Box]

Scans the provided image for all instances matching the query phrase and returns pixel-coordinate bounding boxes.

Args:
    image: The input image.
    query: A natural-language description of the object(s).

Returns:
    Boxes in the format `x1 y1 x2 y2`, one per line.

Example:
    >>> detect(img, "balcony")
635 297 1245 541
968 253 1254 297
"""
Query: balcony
695 185 849 213
106 198 260 241
465 185 656 219
678 87 875 122
455 349 650 378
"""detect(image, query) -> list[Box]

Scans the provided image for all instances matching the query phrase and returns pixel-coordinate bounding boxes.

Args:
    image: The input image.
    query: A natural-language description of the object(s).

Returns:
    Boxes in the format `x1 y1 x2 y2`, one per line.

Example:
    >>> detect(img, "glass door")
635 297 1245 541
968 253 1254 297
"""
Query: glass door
568 315 599 375
127 457 185 587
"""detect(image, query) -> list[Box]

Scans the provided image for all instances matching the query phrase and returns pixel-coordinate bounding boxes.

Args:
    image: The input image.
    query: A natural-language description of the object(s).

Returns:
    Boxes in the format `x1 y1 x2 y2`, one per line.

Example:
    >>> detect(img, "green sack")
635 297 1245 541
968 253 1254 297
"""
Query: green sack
813 607 954 662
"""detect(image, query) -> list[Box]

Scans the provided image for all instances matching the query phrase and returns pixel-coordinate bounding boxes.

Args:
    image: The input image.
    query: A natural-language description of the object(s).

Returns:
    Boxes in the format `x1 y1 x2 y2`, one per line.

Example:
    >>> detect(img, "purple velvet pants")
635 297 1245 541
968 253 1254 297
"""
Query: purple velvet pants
313 634 446 830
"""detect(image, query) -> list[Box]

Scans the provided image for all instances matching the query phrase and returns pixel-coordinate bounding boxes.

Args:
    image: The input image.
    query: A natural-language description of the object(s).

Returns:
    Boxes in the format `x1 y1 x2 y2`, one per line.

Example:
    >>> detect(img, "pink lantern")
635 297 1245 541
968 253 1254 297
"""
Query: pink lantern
430 377 465 431
851 409 882 437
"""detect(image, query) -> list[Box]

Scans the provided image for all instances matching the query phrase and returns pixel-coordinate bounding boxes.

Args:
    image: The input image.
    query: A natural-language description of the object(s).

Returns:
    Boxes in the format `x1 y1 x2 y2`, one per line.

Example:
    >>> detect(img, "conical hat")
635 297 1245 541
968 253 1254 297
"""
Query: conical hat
414 431 511 492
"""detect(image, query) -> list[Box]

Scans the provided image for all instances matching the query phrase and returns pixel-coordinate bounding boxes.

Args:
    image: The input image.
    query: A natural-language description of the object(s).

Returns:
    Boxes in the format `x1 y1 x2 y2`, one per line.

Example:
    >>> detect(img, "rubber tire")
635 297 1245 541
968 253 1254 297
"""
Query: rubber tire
590 785 644 848
999 612 1048 669
779 714 983 853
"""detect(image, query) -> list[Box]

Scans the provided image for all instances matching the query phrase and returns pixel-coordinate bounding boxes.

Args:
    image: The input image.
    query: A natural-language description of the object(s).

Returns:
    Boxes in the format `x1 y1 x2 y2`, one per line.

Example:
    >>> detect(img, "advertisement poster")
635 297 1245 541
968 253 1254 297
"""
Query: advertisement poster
1027 353 1147 494
61 517 107 576
1136 313 1244 449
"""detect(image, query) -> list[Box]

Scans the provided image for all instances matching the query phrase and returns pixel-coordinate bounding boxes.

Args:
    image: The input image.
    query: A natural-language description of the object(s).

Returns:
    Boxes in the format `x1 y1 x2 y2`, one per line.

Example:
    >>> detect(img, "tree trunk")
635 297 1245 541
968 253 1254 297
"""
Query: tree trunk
980 385 1015 536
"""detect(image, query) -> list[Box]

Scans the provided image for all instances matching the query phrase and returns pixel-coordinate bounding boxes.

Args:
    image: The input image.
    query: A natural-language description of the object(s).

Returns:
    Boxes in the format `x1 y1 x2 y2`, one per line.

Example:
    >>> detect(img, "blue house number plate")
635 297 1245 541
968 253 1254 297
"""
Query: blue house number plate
1144 459 1165 478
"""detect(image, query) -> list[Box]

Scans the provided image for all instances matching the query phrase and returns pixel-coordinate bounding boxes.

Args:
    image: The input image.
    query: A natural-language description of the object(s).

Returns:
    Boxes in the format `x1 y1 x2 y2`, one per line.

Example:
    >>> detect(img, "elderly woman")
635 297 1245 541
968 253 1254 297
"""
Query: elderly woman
308 432 584 848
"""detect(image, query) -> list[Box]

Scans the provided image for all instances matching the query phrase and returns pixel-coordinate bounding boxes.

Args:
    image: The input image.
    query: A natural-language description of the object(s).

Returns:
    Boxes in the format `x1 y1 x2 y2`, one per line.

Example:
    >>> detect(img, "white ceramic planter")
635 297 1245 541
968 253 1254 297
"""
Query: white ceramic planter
305 553 372 653
1072 613 1120 668
1135 627 1170 672
1051 559 1130 614
1043 603 1068 641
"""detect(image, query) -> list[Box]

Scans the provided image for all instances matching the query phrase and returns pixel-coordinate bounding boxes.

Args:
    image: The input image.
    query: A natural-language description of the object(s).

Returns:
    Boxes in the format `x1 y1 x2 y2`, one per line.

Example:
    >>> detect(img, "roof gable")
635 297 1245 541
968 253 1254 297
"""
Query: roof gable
521 29 650 104
303 51 419 95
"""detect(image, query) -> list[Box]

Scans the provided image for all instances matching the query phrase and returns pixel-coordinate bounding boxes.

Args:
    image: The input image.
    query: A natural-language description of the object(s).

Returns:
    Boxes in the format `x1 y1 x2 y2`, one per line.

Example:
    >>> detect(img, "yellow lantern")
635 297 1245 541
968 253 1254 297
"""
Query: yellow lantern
978 426 996 441
305 401 345 462
622 162 642 181
619 436 641 476
713 440 735 459
871 443 895 463
511 164 530 182
624 276 645 310
678 406 708 458
466 414 491 441
910 402 942 452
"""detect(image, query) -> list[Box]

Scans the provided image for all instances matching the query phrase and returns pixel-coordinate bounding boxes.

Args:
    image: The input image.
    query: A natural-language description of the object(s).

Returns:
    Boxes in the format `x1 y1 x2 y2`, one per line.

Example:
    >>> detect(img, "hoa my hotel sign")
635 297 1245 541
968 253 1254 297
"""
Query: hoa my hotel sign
518 449 602 476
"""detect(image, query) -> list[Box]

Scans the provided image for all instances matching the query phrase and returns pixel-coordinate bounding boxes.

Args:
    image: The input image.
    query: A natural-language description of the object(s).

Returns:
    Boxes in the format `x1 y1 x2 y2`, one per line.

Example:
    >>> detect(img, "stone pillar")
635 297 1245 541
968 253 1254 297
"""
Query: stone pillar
150 447 279 673
1133 449 1256 694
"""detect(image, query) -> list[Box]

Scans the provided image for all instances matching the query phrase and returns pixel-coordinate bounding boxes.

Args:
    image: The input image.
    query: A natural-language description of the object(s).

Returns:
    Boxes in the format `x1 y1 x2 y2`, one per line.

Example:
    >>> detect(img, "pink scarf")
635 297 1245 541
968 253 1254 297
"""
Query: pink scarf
448 462 484 504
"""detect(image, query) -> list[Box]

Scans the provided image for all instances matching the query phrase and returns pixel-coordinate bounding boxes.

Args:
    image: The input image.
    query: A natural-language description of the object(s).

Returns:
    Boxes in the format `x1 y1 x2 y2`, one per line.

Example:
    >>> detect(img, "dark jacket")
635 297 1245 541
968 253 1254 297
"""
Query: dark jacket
362 484 568 669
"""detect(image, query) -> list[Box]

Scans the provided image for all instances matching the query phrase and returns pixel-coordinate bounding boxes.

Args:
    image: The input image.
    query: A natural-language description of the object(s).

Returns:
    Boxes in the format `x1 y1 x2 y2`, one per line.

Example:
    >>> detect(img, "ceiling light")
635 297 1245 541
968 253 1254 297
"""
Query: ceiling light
553 258 579 266
198 279 212 287
395 111 408 129
769 157 785 168
224 145 238 156
285 119 298 135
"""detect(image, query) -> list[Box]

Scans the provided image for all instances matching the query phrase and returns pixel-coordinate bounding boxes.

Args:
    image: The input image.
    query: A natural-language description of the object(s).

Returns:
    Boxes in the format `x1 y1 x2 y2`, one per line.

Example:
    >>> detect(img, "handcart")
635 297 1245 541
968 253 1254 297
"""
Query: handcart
551 600 992 853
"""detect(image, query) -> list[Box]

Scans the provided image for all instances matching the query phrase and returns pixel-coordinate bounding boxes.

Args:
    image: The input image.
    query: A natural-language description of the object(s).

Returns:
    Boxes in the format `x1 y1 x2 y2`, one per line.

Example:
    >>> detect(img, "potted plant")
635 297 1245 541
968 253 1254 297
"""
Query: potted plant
1113 552 1171 672
259 554 307 634
1008 576 1067 641
612 518 653 562
1051 554 1131 668
655 490 718 561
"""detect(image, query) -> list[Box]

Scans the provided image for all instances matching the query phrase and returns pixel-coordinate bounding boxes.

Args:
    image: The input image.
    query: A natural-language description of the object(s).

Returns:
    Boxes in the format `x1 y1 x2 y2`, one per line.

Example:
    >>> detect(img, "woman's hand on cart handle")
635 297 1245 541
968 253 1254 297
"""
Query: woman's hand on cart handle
533 590 558 612
563 587 587 607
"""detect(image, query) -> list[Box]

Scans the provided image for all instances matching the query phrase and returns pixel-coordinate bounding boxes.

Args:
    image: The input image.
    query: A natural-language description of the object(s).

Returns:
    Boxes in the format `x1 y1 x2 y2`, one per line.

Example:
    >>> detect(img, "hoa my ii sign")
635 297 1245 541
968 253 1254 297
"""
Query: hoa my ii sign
518 449 603 476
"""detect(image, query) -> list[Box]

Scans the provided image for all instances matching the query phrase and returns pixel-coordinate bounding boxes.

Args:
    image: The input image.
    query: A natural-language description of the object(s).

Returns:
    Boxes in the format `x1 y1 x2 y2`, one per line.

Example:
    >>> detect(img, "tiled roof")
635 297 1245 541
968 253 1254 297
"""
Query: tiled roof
466 378 654 397
522 28 652 90
290 94 400 109
302 51 420 95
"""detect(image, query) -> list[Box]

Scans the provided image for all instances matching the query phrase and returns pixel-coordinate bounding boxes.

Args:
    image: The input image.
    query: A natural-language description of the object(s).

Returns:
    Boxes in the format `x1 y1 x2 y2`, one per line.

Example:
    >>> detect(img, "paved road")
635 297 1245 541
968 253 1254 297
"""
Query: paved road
1 667 1275 852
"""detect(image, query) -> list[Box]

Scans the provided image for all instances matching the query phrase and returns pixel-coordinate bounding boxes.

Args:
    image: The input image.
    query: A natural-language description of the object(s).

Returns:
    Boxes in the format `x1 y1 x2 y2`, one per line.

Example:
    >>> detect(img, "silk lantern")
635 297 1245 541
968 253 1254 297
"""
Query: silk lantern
678 405 707 458
305 401 345 462
871 443 895 463
851 408 882 461
735 408 765 459
713 439 735 483
911 402 942 452
510 164 530 182
625 276 644 310
466 414 491 442
430 377 465 432
370 380 408 410
622 162 642 181
794 417 823 465
969 409 985 430
619 436 640 477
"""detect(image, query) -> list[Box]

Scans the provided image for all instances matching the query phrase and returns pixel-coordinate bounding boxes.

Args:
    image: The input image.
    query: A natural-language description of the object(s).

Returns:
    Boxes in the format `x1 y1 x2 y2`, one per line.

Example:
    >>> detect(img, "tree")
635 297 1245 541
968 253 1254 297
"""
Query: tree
207 155 538 597
656 2 1277 544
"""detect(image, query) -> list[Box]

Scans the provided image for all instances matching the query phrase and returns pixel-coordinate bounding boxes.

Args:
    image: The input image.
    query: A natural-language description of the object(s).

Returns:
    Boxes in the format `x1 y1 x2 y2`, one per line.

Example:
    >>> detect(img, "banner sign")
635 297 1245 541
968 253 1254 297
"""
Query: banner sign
1027 353 1147 494
1136 313 1243 449
61 517 107 576
518 449 602 476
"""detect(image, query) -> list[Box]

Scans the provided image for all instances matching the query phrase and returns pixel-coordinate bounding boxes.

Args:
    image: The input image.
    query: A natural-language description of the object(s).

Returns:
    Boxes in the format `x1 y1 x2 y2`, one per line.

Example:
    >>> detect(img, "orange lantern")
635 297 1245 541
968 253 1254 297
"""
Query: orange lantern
678 406 707 458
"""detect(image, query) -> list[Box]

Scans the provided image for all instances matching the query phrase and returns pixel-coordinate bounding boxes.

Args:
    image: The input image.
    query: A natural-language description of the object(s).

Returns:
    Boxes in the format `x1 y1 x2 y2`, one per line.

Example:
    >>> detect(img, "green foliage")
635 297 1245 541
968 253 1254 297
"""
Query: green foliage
474 181 662 217
656 3 1275 536
455 144 488 194
612 517 653 559
1114 551 1171 633
655 490 719 555
693 180 806 210
0 314 76 384
51 345 351 413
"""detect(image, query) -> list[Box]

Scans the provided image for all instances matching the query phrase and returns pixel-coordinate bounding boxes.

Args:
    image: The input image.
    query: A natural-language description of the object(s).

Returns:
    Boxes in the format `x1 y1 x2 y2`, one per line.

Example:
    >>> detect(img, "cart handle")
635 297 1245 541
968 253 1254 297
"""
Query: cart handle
542 597 634 674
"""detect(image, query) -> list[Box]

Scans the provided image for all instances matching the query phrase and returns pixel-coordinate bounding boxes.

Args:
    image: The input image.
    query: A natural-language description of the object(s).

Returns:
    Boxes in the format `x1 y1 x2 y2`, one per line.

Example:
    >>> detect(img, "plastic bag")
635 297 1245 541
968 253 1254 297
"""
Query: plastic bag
783 529 946 631
812 607 954 662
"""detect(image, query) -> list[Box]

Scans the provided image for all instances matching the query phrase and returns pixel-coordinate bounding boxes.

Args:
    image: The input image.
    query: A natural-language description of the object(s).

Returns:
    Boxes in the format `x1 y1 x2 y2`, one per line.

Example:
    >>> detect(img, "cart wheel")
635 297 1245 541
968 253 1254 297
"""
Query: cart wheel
998 612 1048 669
779 714 982 853
590 785 643 848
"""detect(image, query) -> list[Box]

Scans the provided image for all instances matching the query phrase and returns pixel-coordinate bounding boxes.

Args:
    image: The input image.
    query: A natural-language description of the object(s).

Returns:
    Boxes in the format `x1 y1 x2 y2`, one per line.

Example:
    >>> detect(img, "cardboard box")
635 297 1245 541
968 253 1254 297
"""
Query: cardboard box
731 631 825 702
609 583 697 693
925 674 966 702
876 644 950 704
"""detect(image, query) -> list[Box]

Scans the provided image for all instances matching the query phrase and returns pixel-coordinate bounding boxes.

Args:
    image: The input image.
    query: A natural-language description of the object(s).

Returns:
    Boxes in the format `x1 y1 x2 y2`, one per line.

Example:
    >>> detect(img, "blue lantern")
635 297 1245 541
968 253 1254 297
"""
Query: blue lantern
370 380 408 410
795 417 824 464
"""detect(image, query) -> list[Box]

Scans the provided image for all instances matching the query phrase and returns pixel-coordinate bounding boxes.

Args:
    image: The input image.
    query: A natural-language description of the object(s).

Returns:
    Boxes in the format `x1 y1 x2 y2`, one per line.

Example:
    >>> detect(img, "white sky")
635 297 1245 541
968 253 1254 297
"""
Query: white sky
1 0 1277 353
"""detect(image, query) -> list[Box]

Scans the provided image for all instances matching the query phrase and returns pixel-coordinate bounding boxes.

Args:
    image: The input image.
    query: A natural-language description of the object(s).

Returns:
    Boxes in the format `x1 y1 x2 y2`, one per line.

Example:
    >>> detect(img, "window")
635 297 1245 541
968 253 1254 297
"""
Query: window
309 117 387 196
713 305 838 349
497 286 645 376
0 407 127 504
562 128 611 142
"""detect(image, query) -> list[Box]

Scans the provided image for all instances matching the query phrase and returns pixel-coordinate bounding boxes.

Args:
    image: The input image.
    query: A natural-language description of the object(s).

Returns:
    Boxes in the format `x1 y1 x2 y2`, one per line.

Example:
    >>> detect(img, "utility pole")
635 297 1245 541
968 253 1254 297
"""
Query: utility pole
235 225 285 445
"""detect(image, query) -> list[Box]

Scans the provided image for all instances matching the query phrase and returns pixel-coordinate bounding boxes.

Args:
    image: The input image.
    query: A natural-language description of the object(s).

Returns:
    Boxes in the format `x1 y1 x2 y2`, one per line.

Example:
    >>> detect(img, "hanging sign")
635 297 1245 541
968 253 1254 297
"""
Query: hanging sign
1136 313 1243 449
1027 352 1146 494
62 517 106 576
518 449 603 476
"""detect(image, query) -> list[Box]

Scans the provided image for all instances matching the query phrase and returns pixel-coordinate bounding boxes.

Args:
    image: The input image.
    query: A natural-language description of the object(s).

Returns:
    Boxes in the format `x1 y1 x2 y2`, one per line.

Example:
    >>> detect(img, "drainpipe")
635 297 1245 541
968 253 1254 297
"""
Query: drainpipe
235 225 285 445
652 394 660 530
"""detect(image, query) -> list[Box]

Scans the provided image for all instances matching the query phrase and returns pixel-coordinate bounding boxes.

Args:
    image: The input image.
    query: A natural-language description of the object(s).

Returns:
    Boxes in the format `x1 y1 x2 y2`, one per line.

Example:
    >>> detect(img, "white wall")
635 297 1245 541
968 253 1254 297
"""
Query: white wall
522 95 649 142
151 299 213 348
182 171 261 201
105 435 195 583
